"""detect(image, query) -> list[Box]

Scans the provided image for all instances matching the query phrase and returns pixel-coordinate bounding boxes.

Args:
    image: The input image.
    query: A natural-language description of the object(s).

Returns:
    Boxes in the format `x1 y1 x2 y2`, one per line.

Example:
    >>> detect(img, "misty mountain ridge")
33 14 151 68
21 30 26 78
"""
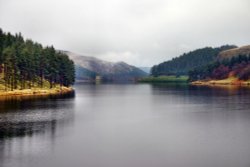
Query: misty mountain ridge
61 51 148 81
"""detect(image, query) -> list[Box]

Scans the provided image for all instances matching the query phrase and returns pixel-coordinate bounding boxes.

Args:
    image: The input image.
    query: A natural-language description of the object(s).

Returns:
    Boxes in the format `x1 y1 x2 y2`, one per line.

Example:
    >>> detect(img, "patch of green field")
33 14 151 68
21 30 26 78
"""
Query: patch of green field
139 76 189 83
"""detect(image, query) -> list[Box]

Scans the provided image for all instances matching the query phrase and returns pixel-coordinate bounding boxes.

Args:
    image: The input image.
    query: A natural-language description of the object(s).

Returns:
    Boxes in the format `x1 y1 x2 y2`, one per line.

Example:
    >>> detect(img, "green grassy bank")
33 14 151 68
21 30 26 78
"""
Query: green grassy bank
138 76 189 83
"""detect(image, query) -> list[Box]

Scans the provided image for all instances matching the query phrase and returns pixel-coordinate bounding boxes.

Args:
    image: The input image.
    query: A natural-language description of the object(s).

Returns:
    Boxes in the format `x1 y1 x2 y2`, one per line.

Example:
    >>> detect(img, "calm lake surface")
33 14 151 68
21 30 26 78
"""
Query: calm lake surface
1 83 250 167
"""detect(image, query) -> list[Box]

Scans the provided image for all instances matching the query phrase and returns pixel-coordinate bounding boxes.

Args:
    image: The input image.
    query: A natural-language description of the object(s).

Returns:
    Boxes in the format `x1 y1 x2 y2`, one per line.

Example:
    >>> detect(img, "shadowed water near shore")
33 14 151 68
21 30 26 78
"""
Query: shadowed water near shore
0 92 75 138
0 83 250 167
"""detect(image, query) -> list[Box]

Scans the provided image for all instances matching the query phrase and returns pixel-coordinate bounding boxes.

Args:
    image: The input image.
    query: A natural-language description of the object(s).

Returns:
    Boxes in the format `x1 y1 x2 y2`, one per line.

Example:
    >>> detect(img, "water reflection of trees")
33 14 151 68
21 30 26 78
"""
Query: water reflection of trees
0 92 75 167
0 119 73 167
0 120 57 138
150 83 250 96
0 91 75 112
0 92 75 138
150 83 250 112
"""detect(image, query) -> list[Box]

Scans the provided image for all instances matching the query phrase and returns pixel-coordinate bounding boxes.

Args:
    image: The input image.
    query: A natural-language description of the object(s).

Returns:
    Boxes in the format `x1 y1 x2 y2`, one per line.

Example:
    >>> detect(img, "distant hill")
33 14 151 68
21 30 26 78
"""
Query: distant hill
151 45 237 76
62 51 148 82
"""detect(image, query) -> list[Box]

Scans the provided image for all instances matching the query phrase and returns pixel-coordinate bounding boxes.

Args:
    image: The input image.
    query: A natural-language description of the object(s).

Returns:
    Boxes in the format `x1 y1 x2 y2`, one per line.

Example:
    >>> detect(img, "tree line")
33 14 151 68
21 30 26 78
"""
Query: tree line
0 28 75 91
151 45 237 76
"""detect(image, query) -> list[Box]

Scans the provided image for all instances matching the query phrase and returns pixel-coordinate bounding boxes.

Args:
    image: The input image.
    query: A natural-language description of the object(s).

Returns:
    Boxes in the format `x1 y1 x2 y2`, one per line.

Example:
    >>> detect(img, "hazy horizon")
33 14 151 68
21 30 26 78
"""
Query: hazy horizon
1 0 250 66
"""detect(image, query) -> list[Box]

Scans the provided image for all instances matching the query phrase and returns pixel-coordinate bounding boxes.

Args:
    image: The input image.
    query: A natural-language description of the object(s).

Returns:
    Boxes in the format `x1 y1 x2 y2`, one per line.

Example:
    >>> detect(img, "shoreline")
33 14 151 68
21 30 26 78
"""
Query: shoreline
191 78 250 86
0 86 74 97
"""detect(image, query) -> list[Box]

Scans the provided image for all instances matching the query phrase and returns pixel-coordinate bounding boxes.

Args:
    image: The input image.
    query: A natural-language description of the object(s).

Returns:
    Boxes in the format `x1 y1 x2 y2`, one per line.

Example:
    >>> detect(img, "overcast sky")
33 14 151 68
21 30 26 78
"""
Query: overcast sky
0 0 250 66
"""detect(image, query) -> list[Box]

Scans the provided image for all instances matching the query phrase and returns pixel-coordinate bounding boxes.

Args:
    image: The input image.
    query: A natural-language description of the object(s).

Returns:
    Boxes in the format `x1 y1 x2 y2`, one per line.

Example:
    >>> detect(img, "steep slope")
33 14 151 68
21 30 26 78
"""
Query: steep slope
151 45 237 76
62 51 147 81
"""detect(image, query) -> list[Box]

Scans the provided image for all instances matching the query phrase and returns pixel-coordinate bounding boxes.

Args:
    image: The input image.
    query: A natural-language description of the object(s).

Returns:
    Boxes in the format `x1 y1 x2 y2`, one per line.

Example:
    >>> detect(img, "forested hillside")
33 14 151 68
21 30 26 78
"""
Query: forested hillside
0 28 75 91
189 45 250 82
151 45 237 76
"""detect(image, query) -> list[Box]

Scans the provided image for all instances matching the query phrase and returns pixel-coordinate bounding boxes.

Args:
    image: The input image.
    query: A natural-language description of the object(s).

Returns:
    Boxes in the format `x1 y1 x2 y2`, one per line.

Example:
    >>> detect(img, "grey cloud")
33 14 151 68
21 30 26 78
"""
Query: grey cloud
0 0 250 66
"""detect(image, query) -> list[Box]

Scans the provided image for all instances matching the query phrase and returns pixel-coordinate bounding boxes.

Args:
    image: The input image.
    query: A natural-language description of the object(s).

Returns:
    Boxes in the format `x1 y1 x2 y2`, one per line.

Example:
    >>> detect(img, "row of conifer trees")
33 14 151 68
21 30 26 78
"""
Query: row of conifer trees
0 28 75 91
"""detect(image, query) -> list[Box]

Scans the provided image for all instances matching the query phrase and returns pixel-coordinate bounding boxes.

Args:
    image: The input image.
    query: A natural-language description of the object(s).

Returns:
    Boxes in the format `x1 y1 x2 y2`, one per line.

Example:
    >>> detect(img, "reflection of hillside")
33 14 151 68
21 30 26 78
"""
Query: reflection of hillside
151 83 250 95
150 83 250 111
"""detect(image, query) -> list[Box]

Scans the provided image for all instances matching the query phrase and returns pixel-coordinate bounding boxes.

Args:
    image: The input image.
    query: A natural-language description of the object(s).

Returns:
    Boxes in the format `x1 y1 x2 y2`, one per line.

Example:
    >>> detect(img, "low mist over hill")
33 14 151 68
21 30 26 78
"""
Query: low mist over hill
62 51 147 82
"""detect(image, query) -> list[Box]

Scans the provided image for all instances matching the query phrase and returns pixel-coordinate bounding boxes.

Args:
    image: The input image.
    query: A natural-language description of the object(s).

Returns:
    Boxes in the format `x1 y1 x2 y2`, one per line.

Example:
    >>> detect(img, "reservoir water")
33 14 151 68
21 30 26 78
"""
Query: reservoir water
0 83 250 167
